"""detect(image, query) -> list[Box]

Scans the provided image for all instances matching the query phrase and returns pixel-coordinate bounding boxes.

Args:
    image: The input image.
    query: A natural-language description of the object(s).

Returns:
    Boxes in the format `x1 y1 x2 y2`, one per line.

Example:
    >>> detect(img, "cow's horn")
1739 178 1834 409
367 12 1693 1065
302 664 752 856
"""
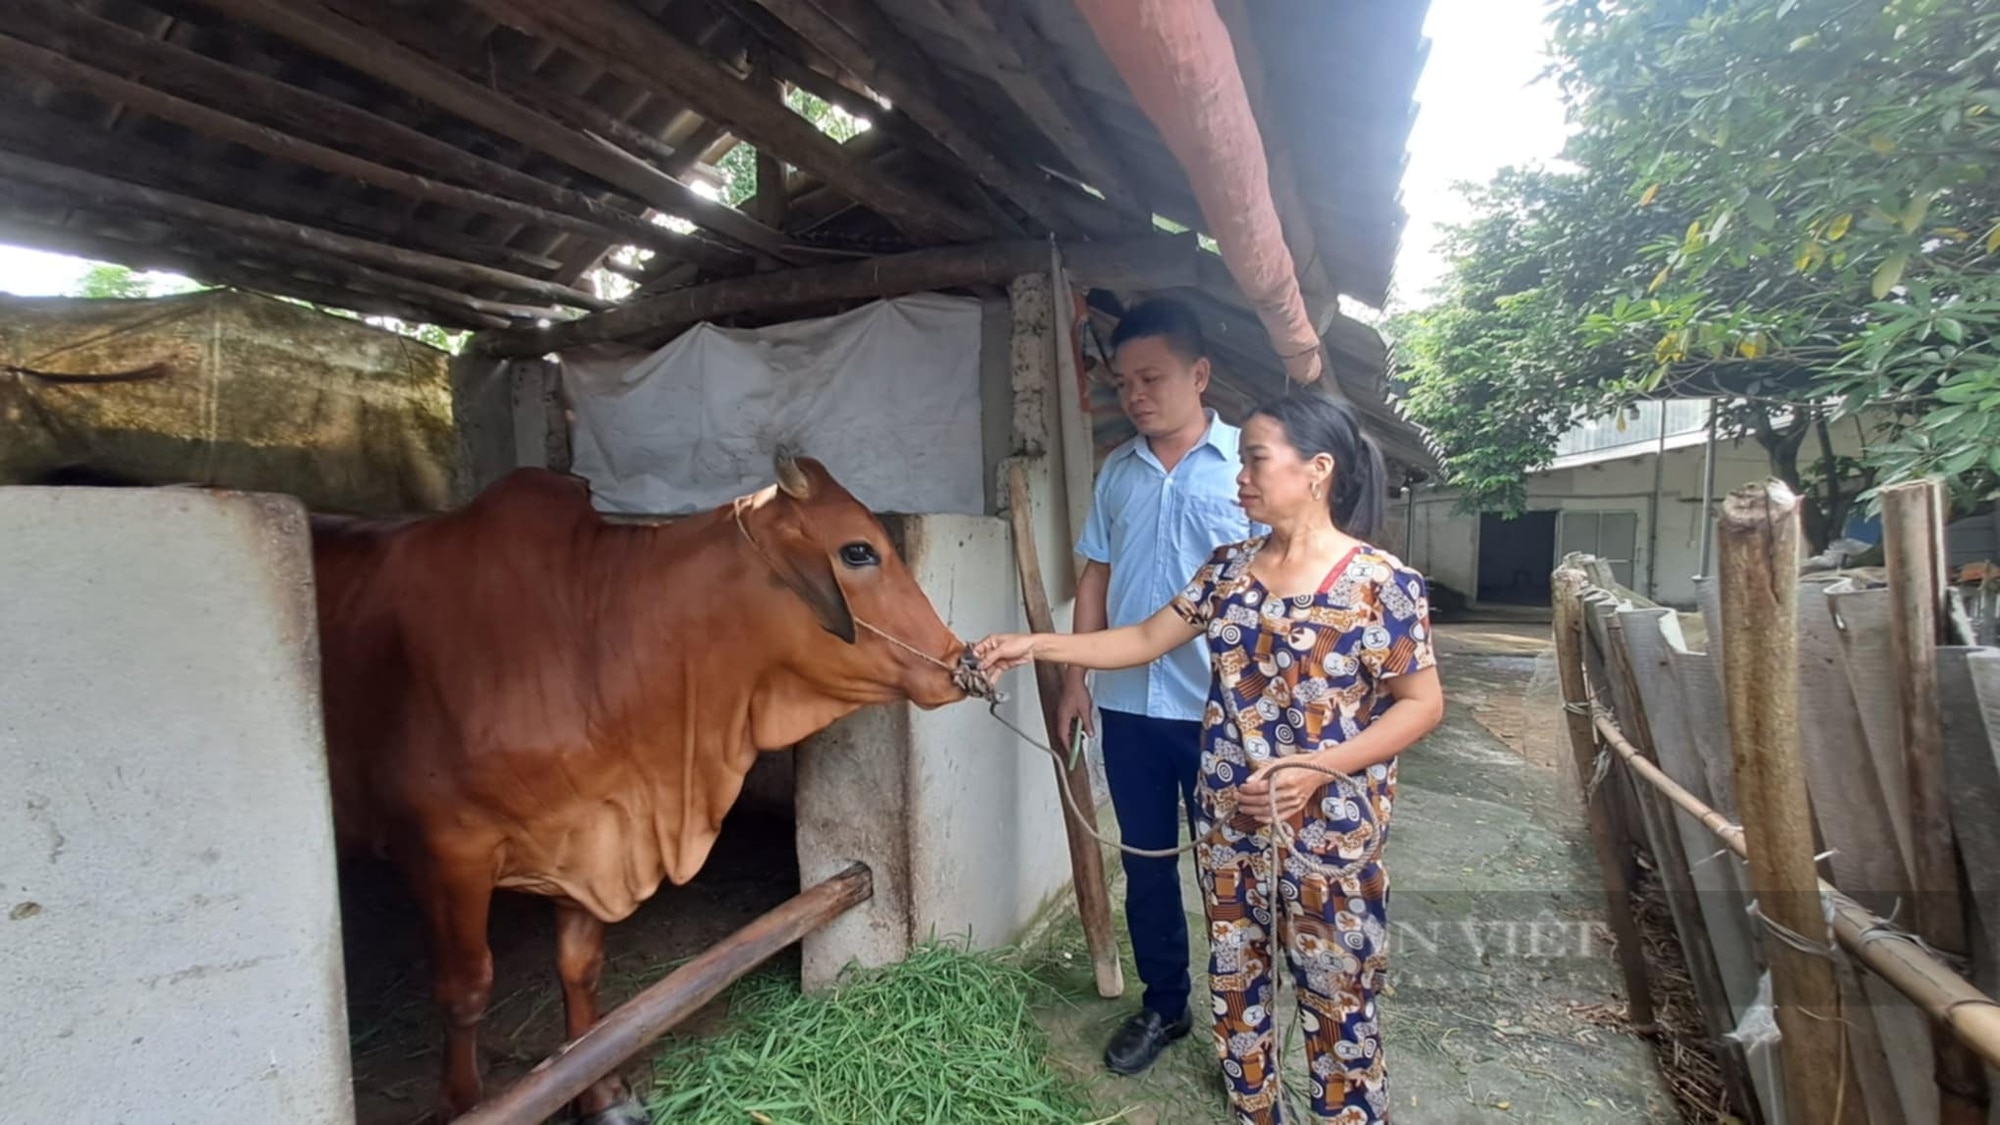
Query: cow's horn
774 446 812 500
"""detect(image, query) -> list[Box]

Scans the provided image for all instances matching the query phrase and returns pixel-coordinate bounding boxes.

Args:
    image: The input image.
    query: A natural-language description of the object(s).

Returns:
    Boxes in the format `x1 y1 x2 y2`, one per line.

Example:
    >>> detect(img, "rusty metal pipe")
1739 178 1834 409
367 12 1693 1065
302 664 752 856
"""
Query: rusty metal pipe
455 862 873 1125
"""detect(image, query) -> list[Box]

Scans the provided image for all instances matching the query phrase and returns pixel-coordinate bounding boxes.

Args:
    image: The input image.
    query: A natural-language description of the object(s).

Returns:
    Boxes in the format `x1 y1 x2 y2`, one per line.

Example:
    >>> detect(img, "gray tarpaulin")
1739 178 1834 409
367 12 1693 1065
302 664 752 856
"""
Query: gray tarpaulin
560 294 985 517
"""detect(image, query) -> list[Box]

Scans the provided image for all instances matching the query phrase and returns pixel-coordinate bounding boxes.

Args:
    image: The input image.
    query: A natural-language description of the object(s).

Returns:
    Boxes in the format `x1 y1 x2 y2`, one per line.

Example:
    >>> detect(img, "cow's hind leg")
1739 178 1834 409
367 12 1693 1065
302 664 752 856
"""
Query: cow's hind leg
555 902 646 1124
413 860 497 1120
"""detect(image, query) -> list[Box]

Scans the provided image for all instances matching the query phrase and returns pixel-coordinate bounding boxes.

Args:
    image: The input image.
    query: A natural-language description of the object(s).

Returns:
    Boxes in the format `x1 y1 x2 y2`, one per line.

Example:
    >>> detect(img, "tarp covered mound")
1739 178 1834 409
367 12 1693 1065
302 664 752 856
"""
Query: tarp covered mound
1 289 459 515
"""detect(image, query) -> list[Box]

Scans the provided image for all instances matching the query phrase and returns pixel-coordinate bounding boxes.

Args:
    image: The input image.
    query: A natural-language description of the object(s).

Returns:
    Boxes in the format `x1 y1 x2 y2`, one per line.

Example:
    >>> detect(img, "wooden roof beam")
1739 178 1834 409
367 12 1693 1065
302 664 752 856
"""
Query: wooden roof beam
0 27 746 277
0 0 720 270
0 148 608 312
0 211 512 330
466 0 988 244
747 0 1109 237
0 102 563 278
478 233 1199 357
184 0 795 259
925 0 1146 215
315 0 699 181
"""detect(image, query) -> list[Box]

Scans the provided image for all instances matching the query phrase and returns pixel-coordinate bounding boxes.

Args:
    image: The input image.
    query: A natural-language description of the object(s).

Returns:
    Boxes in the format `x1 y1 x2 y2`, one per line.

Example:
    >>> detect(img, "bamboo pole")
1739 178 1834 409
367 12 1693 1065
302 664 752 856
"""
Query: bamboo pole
1715 480 1865 1123
1880 478 1991 1121
1006 459 1124 999
1593 711 2000 1071
1551 570 1657 1031
454 864 872 1125
1604 614 1764 1122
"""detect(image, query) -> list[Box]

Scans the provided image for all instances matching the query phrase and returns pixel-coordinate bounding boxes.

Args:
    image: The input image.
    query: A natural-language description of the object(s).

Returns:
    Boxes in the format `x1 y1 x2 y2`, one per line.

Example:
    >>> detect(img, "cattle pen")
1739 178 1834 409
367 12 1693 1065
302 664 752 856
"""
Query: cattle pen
0 2 1437 1123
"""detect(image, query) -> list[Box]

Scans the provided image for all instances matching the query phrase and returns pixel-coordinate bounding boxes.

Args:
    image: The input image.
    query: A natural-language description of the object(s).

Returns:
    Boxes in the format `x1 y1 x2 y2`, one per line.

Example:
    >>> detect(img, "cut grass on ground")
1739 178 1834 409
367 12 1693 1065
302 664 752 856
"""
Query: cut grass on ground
645 940 1116 1125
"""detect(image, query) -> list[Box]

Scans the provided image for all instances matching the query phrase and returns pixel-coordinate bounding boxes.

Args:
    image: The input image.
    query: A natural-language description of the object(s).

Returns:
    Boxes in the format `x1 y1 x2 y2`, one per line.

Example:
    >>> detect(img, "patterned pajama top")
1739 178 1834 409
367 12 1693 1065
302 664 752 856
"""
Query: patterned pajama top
1171 537 1435 847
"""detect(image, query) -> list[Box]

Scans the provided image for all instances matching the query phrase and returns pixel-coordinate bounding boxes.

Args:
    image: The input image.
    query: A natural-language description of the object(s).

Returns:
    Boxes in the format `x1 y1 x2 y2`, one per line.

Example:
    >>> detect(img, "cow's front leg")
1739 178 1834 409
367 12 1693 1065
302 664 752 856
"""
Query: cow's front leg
412 860 496 1120
555 902 646 1124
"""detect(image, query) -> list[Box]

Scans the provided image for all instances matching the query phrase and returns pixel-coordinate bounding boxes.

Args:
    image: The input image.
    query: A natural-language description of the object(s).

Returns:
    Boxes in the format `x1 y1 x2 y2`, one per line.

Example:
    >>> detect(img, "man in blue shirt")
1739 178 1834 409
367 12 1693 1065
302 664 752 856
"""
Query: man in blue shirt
1064 298 1257 1075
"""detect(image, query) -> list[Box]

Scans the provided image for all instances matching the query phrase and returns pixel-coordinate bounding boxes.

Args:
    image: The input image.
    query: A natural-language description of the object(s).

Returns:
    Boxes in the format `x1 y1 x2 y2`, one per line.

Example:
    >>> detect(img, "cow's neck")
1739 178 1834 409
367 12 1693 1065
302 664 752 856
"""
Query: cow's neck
746 668 889 751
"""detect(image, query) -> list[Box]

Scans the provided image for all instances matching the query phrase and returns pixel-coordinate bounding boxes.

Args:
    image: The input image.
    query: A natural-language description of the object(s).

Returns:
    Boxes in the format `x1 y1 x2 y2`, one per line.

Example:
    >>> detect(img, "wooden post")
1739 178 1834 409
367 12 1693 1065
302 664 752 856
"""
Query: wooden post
1606 614 1764 1122
1006 460 1123 999
1551 569 1657 1032
1880 478 1991 1122
1715 481 1864 1123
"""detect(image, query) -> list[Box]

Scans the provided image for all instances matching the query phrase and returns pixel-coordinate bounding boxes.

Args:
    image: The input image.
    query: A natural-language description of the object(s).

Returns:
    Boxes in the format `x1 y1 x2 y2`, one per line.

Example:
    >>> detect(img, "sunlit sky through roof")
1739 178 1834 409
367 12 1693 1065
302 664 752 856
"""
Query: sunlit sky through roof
0 0 1571 313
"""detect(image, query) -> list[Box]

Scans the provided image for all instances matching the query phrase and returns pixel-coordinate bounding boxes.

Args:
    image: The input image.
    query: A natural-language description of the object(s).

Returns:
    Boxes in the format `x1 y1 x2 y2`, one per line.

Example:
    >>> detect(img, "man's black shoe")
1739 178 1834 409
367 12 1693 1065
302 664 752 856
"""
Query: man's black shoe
1103 1008 1193 1075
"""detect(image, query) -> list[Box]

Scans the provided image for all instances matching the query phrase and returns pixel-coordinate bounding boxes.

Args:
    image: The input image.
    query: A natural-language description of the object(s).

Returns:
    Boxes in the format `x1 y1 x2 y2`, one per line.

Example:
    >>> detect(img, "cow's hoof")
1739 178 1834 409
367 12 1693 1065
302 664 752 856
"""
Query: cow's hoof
578 1093 649 1125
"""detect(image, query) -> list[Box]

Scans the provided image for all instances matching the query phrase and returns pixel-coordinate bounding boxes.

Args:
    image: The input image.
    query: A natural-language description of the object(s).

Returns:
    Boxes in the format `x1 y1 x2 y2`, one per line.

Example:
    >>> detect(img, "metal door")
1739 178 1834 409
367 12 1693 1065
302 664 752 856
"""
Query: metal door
1557 509 1639 588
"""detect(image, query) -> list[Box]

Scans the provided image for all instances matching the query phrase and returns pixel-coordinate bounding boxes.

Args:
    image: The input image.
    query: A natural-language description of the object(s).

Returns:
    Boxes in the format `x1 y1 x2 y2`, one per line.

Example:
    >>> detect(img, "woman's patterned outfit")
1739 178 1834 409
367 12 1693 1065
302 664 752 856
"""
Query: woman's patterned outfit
1170 538 1435 1125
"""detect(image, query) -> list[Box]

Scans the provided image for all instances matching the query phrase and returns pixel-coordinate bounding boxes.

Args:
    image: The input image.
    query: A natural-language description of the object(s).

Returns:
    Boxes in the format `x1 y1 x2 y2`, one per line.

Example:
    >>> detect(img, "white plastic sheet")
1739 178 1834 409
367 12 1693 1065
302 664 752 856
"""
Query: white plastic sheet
561 294 986 516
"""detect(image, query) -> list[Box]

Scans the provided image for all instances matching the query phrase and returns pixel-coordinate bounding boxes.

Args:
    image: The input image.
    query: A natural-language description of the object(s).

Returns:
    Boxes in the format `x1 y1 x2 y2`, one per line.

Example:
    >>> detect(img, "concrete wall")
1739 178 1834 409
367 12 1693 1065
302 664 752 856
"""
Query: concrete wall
798 487 1078 987
0 486 352 1122
1403 425 1870 609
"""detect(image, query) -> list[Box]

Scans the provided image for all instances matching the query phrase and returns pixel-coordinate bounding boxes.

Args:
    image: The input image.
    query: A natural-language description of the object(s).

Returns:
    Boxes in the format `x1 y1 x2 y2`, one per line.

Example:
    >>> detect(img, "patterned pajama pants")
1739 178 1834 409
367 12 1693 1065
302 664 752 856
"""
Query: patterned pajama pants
1198 831 1391 1124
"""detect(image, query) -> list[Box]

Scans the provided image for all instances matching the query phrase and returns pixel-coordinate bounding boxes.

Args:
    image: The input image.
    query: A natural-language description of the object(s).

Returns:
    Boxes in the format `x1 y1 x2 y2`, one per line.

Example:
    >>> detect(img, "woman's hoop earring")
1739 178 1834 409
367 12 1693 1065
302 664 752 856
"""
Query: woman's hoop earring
1311 481 1324 501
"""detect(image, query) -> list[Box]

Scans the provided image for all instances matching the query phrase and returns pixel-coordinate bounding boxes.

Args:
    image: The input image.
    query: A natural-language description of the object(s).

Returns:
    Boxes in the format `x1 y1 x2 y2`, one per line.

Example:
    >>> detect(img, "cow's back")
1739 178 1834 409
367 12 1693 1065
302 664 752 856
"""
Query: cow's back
311 470 605 862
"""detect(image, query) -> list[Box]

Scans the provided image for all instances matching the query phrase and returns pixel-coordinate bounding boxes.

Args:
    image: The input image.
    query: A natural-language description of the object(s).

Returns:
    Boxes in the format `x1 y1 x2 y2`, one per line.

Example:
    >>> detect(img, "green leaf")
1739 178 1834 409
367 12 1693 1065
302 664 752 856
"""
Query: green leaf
1936 317 1967 344
1872 252 1910 299
1747 197 1777 231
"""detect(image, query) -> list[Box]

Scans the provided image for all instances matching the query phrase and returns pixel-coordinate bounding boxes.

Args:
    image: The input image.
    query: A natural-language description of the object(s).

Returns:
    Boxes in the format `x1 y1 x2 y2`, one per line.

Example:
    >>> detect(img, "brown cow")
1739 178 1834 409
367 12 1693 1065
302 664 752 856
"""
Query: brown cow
310 452 967 1121
25 453 967 1117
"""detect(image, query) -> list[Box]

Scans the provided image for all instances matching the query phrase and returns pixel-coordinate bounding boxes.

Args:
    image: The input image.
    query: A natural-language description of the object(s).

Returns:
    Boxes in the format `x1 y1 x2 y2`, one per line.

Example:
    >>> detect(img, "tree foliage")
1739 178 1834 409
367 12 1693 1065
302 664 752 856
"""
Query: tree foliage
1394 0 2000 542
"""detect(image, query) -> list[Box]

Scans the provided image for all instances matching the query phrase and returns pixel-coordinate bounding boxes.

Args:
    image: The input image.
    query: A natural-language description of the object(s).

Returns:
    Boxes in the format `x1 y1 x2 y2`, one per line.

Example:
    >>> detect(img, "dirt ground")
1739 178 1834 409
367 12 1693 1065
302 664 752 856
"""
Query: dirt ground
1029 619 1680 1124
342 803 799 1124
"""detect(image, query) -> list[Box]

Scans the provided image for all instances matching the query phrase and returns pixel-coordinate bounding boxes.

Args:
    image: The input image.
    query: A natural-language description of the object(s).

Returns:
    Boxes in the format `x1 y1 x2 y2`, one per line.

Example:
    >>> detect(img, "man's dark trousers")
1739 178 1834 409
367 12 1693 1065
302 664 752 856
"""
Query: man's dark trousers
1098 707 1204 1020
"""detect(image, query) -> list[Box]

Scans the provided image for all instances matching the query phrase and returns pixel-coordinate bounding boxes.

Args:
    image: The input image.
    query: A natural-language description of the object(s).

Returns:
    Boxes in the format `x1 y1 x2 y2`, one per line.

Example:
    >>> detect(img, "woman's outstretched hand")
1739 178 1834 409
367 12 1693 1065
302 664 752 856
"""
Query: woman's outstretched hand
973 633 1038 675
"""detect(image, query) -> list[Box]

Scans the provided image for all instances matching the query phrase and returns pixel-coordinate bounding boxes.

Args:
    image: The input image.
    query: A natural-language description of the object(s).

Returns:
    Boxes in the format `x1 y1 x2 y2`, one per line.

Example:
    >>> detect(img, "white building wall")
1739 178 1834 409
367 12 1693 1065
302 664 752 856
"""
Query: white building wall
1405 423 1868 609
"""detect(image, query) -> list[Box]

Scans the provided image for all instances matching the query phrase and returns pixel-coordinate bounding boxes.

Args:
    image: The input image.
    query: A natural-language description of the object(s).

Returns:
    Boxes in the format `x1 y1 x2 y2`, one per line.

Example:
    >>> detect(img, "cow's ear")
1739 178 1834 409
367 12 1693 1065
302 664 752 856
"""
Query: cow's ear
775 446 813 501
773 536 856 644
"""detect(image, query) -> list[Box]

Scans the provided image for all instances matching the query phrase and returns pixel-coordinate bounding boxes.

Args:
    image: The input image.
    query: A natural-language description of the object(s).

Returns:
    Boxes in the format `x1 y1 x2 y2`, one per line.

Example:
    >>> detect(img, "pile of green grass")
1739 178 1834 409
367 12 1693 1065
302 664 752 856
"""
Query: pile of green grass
645 941 1108 1124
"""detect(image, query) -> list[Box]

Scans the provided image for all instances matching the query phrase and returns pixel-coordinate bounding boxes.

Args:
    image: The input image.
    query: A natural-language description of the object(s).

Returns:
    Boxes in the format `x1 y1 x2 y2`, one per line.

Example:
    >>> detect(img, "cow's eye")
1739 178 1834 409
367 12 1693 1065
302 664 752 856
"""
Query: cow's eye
839 542 880 568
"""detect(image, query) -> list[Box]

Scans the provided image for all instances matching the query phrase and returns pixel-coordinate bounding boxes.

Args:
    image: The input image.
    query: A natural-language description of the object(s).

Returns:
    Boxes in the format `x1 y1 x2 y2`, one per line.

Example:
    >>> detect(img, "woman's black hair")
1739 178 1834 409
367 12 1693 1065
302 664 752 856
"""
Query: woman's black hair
1248 395 1386 539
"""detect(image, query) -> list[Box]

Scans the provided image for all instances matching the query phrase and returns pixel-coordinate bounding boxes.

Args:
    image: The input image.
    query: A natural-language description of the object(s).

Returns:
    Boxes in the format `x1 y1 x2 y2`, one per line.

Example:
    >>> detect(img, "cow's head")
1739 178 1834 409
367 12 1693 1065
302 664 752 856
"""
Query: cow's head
740 450 966 709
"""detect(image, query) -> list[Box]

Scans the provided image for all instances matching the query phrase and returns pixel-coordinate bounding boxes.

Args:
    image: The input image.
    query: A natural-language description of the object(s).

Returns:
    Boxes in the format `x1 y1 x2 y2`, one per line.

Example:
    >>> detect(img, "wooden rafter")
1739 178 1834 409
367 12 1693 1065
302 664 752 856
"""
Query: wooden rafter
0 30 754 278
0 149 610 311
478 234 1199 356
925 0 1142 209
0 0 727 270
184 0 795 258
466 0 989 243
315 0 711 184
747 0 1110 237
0 102 569 278
0 212 512 330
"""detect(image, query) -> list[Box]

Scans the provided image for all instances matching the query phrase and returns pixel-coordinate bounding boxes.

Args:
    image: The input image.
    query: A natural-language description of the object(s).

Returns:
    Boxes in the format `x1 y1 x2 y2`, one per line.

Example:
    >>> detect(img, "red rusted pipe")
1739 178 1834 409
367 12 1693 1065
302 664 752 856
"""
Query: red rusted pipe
455 862 873 1125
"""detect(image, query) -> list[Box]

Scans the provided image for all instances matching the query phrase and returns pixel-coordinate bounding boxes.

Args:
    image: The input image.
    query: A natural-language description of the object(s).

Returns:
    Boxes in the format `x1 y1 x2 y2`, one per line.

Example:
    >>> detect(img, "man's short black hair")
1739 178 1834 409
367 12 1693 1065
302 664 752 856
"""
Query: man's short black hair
1110 297 1207 365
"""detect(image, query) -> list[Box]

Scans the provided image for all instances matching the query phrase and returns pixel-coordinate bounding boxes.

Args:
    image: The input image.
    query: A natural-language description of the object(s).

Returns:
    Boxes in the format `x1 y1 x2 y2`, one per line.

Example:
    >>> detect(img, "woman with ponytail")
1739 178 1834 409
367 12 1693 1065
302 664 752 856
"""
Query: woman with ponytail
977 395 1443 1124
